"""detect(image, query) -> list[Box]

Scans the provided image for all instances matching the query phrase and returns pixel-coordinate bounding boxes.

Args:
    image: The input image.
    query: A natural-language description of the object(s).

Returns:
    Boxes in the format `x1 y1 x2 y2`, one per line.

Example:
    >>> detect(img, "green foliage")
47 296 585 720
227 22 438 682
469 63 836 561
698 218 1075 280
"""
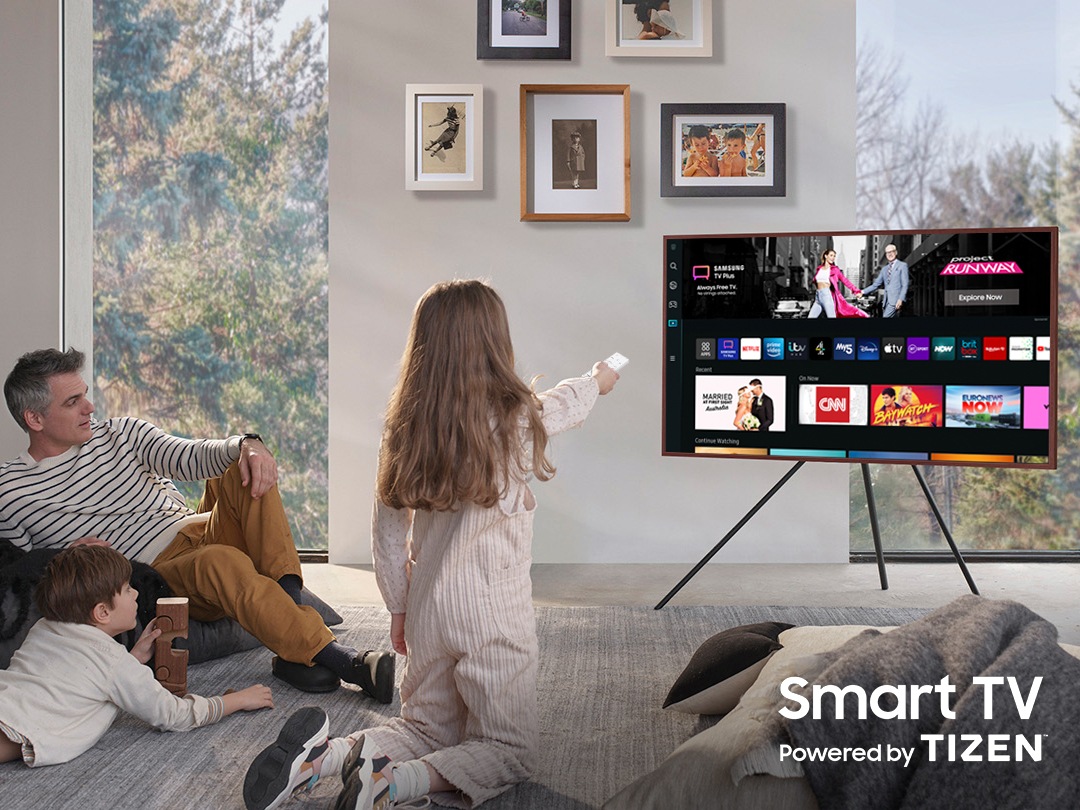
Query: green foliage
93 0 329 548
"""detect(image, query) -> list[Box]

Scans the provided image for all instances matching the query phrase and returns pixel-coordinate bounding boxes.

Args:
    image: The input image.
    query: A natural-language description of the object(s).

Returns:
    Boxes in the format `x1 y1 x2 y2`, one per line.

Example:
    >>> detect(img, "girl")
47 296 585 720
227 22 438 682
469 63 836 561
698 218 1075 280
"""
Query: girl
425 106 462 156
244 280 619 810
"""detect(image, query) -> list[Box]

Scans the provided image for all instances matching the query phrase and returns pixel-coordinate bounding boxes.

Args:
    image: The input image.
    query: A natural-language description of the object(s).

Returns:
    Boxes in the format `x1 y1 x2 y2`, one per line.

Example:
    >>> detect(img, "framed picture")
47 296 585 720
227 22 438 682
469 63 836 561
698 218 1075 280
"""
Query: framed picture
520 84 631 222
477 0 572 60
661 103 786 197
606 0 712 58
405 84 483 191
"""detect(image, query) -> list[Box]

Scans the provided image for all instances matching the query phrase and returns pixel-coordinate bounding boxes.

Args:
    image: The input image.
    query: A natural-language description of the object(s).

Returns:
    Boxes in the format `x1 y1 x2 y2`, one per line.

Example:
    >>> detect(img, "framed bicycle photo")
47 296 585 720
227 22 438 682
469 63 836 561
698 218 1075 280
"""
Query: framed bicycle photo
661 102 786 197
405 84 483 191
520 84 630 221
477 0 572 60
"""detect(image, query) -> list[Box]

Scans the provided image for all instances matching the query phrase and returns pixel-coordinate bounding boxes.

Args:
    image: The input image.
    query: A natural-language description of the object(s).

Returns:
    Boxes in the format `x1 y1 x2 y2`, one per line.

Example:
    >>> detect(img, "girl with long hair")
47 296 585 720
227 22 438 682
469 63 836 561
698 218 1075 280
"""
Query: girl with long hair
244 279 619 810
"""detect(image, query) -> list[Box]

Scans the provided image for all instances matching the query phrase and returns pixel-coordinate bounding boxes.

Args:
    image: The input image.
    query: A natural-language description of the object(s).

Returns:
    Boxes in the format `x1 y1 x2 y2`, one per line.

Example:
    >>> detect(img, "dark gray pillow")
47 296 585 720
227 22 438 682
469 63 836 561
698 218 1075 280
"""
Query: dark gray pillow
664 621 795 715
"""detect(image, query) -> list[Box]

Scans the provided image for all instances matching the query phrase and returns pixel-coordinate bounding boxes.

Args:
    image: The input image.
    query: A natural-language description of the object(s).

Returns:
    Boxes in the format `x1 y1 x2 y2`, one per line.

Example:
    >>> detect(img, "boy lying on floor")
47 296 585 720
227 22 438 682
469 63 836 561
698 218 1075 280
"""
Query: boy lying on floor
0 544 273 767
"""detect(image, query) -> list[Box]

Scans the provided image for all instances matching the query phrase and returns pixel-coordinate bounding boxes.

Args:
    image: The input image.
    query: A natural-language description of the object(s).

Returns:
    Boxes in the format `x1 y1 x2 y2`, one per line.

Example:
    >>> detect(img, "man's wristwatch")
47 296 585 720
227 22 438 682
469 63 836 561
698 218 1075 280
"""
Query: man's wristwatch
239 432 263 450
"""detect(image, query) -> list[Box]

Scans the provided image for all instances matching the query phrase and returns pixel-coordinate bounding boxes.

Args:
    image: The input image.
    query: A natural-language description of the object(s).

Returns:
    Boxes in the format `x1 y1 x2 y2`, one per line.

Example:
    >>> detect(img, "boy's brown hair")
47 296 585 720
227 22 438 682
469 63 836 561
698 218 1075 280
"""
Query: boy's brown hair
34 545 133 624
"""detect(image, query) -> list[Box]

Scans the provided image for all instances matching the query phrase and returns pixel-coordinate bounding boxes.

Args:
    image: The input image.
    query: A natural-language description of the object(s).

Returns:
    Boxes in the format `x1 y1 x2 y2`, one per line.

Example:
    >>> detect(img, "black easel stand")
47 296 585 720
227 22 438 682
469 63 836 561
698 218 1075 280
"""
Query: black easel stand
654 462 978 610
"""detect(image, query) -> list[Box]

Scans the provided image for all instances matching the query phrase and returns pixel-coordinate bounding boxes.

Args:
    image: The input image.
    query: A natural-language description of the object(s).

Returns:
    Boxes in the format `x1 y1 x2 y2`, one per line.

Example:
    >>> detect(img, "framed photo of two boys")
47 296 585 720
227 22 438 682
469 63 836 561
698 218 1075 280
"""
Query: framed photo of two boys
660 103 786 197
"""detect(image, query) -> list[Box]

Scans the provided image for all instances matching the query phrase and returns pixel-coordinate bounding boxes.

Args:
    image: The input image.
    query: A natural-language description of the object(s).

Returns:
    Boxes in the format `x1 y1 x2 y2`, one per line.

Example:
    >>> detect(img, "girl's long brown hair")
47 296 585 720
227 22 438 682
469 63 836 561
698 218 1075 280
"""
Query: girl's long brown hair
377 280 554 511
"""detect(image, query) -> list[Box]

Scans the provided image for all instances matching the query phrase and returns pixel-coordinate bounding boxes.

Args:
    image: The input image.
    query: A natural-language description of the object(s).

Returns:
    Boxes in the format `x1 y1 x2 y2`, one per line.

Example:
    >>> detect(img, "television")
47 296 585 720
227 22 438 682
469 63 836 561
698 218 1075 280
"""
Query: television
662 228 1057 468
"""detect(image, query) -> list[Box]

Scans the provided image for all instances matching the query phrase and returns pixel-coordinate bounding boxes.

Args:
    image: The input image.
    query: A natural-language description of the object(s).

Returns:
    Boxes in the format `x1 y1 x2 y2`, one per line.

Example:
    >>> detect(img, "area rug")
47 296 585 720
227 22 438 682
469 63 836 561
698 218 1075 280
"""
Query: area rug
0 604 929 809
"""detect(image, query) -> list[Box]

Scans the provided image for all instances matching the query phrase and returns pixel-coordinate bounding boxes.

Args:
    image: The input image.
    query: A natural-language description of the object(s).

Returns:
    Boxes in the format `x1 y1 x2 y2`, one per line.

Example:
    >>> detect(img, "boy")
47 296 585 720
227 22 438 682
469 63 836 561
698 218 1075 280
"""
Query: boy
0 544 273 767
681 125 718 177
718 128 748 177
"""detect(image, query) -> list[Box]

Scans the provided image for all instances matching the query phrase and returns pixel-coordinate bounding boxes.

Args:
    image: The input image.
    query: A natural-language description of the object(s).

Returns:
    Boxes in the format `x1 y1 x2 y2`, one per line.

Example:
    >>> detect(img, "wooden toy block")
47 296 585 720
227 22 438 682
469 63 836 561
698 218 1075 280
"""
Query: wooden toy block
154 597 189 696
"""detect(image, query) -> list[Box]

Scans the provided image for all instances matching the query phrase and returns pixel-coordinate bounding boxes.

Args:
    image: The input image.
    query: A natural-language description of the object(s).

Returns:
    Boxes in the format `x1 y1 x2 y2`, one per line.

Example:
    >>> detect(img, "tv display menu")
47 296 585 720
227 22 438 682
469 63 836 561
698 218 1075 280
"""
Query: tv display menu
663 228 1057 467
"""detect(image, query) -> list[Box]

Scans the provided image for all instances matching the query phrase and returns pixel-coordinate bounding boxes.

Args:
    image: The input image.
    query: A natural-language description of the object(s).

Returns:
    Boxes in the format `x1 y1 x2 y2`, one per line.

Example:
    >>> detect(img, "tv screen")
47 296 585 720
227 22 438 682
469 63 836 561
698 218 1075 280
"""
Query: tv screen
663 228 1057 468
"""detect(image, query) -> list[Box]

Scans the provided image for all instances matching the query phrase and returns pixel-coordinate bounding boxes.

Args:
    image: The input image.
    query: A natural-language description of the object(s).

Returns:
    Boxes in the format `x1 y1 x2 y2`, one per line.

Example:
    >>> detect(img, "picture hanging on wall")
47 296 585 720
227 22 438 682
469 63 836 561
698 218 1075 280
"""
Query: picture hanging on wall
405 84 484 191
521 84 631 222
605 0 712 58
660 103 786 197
477 0 572 60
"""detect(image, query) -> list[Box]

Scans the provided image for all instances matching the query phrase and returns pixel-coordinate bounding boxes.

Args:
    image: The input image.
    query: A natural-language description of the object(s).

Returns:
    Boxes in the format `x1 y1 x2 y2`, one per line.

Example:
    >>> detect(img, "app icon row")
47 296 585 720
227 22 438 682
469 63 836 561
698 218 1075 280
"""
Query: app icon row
694 336 1051 362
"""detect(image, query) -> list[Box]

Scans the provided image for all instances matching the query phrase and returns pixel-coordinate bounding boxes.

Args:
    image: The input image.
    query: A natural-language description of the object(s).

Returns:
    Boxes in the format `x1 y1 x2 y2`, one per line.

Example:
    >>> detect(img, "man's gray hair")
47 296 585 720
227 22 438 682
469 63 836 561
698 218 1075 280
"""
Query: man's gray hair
4 348 86 432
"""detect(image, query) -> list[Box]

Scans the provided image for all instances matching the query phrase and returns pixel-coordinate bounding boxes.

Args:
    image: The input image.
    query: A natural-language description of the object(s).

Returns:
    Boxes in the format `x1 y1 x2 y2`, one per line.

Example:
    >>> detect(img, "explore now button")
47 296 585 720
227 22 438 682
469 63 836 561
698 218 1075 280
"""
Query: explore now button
945 289 1019 306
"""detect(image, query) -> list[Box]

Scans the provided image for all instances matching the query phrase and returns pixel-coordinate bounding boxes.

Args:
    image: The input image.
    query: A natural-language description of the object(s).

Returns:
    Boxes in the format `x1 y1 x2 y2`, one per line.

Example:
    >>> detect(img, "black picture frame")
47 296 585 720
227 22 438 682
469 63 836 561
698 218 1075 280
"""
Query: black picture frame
661 103 787 198
477 0 572 60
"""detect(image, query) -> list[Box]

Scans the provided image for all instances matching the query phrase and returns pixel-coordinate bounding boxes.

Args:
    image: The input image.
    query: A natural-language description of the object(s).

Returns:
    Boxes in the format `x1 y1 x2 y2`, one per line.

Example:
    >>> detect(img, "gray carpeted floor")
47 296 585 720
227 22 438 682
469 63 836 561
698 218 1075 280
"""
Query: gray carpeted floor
0 604 928 809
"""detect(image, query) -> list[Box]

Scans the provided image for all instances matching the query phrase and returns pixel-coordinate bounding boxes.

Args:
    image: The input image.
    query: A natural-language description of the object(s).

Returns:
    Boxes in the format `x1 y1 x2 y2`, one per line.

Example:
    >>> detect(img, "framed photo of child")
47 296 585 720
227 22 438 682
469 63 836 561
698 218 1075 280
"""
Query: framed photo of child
521 84 631 221
660 103 786 197
405 84 484 191
605 0 712 57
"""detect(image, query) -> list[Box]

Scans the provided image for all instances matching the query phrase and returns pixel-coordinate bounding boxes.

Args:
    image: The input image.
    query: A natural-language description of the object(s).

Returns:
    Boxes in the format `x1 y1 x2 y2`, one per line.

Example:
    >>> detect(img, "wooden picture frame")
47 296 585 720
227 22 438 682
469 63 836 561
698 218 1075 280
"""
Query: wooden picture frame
477 0 572 60
605 0 712 58
405 84 484 191
661 103 786 197
520 84 631 222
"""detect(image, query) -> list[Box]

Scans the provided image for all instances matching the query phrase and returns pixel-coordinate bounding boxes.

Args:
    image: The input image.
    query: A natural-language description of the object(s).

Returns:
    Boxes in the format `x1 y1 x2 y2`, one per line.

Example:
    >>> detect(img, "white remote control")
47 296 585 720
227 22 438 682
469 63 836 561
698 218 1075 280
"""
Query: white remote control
587 352 629 376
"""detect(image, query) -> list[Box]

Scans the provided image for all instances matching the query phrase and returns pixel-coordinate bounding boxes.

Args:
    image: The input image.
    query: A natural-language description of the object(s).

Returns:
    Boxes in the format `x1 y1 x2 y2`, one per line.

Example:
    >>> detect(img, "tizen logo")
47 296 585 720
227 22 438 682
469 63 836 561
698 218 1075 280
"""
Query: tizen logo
882 337 905 359
907 337 931 360
983 336 1008 360
832 338 855 360
786 339 808 360
857 338 880 361
932 337 956 361
763 337 785 360
1036 336 1051 360
811 338 830 360
959 337 981 361
740 338 762 361
815 386 851 423
717 338 739 361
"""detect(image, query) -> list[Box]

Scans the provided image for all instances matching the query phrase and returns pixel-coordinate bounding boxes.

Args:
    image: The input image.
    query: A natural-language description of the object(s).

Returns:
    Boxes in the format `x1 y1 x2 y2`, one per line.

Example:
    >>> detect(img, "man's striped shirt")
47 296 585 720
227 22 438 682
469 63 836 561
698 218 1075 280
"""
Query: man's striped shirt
0 417 241 562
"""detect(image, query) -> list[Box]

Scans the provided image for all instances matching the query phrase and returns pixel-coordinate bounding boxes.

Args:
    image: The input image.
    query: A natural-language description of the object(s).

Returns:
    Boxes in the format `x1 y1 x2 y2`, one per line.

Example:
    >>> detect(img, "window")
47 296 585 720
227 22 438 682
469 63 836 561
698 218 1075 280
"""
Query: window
90 0 329 549
853 1 1080 553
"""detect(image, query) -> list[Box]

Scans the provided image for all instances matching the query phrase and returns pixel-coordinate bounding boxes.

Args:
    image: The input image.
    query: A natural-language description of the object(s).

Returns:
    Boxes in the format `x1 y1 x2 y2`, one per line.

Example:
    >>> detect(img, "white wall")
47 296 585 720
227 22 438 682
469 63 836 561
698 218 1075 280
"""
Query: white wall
329 1 857 564
0 0 63 459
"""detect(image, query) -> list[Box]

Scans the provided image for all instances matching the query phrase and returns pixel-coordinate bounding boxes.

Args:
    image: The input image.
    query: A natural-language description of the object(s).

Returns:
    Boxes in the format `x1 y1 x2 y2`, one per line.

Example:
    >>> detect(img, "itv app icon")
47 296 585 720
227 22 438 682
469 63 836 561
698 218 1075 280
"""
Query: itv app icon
786 338 808 360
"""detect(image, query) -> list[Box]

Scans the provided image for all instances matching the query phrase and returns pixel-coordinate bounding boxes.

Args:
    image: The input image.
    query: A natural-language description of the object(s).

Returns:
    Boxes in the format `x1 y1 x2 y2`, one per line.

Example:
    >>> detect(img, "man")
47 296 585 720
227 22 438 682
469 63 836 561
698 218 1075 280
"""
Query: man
862 244 910 317
0 348 394 702
748 379 774 431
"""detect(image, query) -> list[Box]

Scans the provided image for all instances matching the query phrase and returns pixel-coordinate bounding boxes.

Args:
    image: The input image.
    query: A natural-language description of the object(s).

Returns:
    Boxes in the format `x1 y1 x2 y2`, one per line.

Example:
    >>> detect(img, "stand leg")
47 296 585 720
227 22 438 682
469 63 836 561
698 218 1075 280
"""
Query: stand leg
861 463 889 590
655 461 804 610
911 466 979 595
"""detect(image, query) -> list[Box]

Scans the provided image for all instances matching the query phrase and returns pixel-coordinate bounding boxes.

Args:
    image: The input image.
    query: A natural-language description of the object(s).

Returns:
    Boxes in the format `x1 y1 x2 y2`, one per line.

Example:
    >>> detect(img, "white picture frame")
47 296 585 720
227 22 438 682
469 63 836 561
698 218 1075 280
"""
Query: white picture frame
405 84 484 191
605 0 712 58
